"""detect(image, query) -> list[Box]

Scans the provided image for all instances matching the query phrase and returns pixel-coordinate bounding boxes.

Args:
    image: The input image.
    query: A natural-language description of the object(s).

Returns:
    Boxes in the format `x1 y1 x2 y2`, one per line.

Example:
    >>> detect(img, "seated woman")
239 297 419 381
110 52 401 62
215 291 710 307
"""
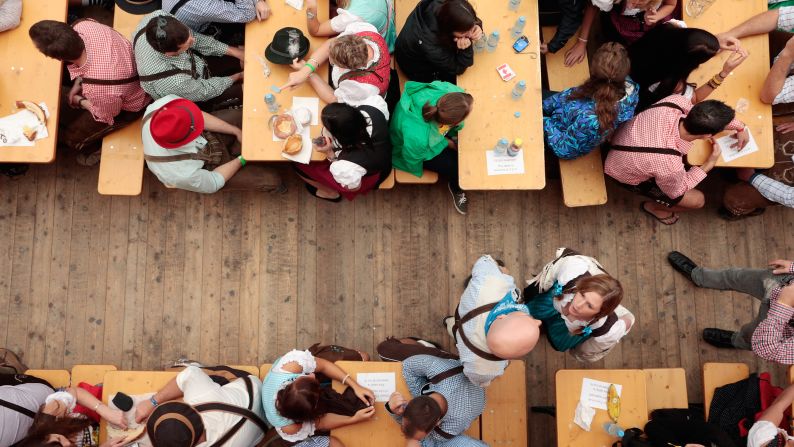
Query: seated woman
306 0 396 54
282 20 391 106
629 24 745 110
294 102 393 202
395 0 483 83
16 383 128 447
603 0 678 45
524 248 635 362
543 42 638 160
262 346 376 447
390 81 474 215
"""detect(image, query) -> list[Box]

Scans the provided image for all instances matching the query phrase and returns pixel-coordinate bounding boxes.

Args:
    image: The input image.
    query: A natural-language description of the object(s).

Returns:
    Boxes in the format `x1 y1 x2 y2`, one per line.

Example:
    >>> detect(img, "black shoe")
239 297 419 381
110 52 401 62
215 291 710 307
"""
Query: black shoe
703 328 737 349
668 251 698 283
447 182 468 215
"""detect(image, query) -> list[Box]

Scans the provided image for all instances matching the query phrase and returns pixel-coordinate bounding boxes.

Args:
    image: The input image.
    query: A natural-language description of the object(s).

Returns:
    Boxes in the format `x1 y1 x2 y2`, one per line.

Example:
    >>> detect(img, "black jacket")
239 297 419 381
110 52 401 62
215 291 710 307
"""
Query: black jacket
395 0 476 83
538 0 584 53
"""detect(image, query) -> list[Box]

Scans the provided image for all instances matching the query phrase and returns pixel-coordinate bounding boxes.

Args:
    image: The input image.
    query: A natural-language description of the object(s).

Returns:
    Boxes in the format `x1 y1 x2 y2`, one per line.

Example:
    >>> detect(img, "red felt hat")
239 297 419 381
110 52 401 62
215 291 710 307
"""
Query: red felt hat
150 98 205 149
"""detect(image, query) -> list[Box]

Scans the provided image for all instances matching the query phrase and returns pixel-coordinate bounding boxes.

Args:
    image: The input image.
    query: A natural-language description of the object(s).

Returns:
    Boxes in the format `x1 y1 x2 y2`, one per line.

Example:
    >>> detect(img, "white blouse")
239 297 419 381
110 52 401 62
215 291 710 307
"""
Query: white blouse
273 350 318 442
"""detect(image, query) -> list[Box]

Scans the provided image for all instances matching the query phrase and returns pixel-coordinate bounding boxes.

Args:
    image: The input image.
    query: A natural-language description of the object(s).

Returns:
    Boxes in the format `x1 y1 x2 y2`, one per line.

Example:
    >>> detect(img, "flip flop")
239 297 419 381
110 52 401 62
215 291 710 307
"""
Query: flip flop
305 183 342 202
640 201 679 225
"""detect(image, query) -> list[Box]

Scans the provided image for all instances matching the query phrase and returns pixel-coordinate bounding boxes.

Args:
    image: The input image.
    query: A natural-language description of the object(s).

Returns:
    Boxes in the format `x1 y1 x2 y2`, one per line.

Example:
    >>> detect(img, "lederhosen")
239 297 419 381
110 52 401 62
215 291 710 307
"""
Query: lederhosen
606 101 688 208
65 20 149 151
523 248 620 352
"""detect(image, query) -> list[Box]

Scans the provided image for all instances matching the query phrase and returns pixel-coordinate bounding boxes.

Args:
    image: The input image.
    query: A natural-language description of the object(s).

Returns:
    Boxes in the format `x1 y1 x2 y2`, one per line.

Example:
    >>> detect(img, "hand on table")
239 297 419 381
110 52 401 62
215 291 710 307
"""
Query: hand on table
255 0 271 21
351 383 375 406
353 406 376 423
134 399 155 424
716 34 742 52
388 392 407 415
280 59 312 91
564 41 586 66
721 47 749 75
732 127 749 150
104 407 128 430
770 259 794 275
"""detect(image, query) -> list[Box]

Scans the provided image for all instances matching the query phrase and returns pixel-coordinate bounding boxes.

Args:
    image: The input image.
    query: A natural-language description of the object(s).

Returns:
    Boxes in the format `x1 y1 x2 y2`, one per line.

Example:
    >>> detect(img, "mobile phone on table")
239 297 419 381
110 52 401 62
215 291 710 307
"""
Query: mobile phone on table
513 35 529 53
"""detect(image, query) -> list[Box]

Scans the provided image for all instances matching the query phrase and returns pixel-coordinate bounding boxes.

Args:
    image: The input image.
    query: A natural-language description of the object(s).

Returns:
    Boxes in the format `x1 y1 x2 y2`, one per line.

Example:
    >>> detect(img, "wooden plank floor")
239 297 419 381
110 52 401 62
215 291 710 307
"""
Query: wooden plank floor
0 159 790 445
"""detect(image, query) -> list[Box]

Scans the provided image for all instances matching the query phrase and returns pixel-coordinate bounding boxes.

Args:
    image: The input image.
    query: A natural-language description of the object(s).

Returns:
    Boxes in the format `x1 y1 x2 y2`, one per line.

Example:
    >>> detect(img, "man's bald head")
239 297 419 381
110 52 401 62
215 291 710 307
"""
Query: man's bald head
486 312 541 359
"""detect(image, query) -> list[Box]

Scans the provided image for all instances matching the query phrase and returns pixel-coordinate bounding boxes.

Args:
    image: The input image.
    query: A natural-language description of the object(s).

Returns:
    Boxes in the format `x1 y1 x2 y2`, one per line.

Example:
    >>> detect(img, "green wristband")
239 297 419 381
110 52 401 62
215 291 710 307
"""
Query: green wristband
238 155 246 166
305 62 316 73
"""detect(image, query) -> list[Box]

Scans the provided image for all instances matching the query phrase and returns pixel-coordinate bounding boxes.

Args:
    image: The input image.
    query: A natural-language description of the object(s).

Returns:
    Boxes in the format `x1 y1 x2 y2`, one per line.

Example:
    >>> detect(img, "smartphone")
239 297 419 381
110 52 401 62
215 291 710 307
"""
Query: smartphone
513 35 529 53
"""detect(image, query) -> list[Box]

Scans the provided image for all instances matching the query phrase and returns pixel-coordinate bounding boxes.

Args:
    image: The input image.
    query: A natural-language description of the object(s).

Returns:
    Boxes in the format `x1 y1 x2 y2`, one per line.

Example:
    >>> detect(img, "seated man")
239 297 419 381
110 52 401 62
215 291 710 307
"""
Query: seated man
133 11 244 111
668 252 794 364
134 366 267 447
143 94 283 193
444 255 540 387
162 0 271 45
377 337 487 447
29 19 150 165
604 95 748 224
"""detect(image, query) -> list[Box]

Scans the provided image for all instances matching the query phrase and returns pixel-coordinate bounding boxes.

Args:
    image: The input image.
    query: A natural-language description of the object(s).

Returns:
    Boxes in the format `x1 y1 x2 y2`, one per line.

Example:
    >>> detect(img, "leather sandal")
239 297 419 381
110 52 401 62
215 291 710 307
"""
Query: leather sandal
640 201 679 225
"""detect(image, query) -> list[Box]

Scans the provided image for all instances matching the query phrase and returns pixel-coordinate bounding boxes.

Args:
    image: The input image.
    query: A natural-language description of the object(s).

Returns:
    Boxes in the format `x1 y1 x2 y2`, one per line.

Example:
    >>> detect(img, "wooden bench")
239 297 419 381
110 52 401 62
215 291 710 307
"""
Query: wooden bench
702 362 749 419
542 27 607 207
71 364 118 386
644 368 688 412
395 169 438 184
481 360 527 445
100 370 179 442
25 369 71 388
98 6 145 196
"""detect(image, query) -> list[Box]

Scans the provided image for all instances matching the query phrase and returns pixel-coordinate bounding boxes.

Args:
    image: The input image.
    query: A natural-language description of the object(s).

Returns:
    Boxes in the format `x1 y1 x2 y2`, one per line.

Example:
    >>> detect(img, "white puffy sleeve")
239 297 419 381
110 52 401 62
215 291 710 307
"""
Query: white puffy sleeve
45 391 76 412
274 349 317 374
275 421 317 442
570 306 634 363
329 160 367 190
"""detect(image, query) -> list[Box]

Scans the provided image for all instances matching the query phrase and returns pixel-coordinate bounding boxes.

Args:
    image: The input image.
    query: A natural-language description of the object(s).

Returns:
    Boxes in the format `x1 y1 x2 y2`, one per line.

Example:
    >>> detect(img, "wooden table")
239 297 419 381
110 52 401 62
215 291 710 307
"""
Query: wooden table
241 2 328 161
644 368 688 412
330 361 413 447
685 0 774 168
457 1 544 190
0 0 68 163
555 369 648 447
100 371 179 442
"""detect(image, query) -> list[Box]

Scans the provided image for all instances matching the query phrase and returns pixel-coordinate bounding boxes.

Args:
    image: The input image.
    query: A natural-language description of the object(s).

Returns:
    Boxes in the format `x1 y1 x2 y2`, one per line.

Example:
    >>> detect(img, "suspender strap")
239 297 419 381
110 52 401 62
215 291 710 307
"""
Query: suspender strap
81 75 140 86
428 366 464 385
195 376 270 447
144 153 202 162
451 304 502 362
169 0 191 15
645 101 686 113
0 398 36 418
608 145 682 157
133 27 201 82
590 312 619 338
433 426 456 439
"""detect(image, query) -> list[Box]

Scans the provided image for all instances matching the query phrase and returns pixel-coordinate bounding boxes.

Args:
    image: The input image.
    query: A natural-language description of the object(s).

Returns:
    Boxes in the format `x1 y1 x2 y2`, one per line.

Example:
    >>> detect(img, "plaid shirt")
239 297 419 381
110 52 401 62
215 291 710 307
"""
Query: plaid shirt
162 0 257 33
132 11 232 102
751 263 794 364
391 355 487 447
67 20 150 125
750 173 794 208
604 94 743 199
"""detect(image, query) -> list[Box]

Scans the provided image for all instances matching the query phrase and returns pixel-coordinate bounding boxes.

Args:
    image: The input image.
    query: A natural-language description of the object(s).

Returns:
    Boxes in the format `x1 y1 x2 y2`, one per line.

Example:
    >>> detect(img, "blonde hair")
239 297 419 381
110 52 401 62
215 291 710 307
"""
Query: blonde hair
330 35 369 69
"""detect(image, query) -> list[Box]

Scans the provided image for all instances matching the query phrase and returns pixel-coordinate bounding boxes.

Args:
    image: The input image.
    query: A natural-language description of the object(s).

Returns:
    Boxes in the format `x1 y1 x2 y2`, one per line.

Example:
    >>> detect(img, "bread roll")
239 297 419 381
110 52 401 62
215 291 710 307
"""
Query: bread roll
282 134 303 155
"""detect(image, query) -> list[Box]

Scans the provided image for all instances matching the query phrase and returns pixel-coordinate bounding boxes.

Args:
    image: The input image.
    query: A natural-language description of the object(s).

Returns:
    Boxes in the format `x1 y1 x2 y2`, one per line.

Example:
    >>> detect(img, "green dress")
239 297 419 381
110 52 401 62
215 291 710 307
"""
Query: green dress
390 81 465 177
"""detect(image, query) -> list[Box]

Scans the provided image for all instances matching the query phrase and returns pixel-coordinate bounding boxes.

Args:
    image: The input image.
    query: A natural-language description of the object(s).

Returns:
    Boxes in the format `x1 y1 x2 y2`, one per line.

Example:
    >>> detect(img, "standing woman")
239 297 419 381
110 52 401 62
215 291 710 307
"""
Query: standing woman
306 0 396 53
395 0 484 83
524 248 635 362
294 102 392 202
391 81 473 214
543 42 638 160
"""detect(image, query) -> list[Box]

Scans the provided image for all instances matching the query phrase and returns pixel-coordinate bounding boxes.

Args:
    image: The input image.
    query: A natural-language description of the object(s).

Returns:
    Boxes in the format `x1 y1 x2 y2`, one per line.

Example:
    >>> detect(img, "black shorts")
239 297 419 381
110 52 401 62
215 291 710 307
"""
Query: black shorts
616 178 684 207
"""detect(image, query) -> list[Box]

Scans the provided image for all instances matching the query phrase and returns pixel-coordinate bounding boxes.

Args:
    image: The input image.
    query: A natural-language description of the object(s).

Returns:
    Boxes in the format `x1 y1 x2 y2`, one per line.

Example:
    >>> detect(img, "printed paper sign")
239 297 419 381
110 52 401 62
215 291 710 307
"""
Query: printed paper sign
356 372 396 402
486 150 525 175
579 378 622 410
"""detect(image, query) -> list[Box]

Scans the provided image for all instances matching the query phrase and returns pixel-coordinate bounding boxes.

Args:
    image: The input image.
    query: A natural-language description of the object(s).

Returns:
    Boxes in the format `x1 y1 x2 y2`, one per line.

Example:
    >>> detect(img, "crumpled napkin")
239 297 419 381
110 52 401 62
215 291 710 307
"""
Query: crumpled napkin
573 400 595 431
285 0 304 10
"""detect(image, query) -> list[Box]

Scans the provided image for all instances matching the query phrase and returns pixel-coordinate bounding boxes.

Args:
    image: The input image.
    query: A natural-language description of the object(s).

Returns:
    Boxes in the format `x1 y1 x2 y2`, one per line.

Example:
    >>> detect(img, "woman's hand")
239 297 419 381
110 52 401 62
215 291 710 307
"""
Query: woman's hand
455 37 472 50
468 25 484 41
351 383 375 406
281 59 312 90
352 406 376 423
644 8 664 26
564 41 586 66
104 407 128 429
721 47 749 75
388 392 407 416
716 34 742 52
313 135 333 153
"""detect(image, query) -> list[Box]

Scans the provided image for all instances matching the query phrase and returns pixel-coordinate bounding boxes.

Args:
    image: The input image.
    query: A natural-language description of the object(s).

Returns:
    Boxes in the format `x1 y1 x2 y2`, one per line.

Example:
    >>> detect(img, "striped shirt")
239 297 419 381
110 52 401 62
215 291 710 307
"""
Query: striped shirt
605 94 743 199
162 0 257 33
392 355 487 447
132 11 233 102
68 20 150 125
751 263 794 364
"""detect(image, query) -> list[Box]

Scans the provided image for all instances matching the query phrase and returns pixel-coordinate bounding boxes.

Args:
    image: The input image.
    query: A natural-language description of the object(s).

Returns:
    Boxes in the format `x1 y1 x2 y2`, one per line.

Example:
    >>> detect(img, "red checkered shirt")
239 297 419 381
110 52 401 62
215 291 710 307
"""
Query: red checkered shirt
67 20 150 125
604 94 743 199
752 263 794 364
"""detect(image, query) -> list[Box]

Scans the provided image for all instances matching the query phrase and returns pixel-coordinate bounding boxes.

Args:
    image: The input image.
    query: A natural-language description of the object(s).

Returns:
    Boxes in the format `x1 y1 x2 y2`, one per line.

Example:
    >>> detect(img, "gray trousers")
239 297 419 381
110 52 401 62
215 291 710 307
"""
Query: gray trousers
691 267 784 349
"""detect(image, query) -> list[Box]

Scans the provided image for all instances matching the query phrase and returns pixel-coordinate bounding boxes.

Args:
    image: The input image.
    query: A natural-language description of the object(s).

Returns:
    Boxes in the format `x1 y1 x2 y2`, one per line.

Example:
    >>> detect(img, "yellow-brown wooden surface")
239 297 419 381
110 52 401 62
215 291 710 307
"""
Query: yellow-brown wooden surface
25 369 70 388
379 170 396 189
228 364 260 376
330 361 414 446
481 360 527 445
241 1 328 161
98 118 144 195
555 369 648 447
686 0 774 168
644 368 688 412
71 364 117 386
395 169 439 184
541 27 607 207
0 0 68 163
703 362 749 419
456 1 544 190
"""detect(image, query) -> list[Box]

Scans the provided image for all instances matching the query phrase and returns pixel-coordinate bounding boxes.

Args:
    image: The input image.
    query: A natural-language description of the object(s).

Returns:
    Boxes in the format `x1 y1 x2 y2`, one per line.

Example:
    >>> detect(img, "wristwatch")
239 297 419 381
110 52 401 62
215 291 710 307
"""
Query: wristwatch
306 9 316 20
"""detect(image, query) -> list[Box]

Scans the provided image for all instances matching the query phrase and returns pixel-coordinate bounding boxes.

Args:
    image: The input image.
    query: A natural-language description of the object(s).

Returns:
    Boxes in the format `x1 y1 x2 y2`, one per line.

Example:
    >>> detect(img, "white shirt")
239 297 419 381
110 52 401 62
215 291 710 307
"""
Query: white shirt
177 366 266 447
329 8 365 33
142 95 226 194
0 383 52 447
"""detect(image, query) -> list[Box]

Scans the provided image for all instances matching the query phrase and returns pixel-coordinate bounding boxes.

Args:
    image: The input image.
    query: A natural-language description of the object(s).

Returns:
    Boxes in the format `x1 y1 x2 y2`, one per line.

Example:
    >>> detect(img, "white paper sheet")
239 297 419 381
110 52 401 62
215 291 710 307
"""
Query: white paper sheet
486 149 525 175
579 378 622 410
717 128 759 163
0 102 50 147
355 372 396 402
280 125 313 164
292 96 320 125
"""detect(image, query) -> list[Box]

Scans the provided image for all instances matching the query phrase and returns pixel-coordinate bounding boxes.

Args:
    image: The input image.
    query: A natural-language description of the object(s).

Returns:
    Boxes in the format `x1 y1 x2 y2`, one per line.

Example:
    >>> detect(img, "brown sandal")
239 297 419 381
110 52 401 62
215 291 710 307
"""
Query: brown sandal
640 201 679 225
